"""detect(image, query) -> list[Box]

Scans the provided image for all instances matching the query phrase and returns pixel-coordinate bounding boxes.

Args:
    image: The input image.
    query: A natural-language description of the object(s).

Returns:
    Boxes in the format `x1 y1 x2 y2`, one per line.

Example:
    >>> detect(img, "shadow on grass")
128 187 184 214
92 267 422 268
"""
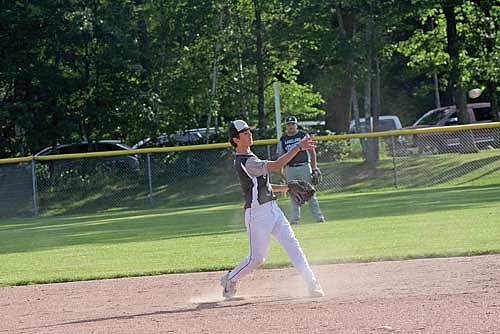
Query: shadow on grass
323 184 500 222
1 184 499 255
0 201 246 254
410 155 500 187
40 172 242 217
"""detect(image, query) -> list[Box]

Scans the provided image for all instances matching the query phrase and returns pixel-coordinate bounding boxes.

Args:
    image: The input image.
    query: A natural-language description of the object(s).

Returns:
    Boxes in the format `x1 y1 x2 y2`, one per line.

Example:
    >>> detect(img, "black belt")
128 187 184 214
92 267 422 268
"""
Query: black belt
288 162 308 167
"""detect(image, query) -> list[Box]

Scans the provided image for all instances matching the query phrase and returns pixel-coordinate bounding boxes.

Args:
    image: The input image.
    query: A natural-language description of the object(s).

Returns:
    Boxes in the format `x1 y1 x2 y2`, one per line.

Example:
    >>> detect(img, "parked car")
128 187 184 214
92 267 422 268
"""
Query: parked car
348 115 408 156
409 103 500 154
349 115 402 133
411 102 495 127
35 140 140 175
156 127 226 145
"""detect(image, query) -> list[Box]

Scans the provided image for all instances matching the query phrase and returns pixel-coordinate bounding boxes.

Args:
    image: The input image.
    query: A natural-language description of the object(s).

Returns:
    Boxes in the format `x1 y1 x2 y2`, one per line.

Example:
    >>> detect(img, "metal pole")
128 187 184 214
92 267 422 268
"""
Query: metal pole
433 71 441 108
391 136 398 189
147 153 153 204
31 158 39 217
273 82 282 140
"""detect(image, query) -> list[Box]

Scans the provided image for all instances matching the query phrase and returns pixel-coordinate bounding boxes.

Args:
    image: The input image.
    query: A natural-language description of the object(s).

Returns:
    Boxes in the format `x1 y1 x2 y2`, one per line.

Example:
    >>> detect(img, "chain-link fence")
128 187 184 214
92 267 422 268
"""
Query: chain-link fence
0 161 35 217
1 124 499 218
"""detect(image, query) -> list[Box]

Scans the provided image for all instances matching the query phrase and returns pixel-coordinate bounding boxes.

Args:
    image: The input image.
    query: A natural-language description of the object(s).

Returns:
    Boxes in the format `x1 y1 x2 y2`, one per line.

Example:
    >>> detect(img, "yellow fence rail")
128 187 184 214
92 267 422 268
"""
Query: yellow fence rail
1 122 499 218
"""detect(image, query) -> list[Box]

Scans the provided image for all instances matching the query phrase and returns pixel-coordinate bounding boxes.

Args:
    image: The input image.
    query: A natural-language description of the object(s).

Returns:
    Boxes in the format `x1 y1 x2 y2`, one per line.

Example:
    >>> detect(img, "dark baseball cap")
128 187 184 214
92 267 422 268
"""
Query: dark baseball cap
229 120 252 138
285 116 298 124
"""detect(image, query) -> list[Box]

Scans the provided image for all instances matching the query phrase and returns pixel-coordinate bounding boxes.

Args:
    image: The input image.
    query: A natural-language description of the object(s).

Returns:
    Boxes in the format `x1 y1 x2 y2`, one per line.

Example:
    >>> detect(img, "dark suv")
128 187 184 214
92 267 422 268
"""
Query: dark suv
410 103 500 153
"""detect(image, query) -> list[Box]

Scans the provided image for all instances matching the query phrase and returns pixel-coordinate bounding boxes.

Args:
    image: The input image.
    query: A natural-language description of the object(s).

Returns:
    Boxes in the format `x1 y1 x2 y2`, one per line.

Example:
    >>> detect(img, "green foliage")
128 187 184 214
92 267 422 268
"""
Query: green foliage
396 17 448 73
1 0 499 158
316 140 353 161
395 1 500 92
265 80 324 124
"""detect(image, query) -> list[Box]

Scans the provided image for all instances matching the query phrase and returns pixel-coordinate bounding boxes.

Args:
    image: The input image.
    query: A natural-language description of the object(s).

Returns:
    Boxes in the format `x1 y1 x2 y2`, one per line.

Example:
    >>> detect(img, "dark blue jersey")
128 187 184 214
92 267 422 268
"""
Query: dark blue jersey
279 131 310 165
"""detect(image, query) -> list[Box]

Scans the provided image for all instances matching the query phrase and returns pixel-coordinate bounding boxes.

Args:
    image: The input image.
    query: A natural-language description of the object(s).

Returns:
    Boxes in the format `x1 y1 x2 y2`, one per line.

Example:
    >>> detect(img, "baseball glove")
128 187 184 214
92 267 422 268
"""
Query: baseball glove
288 180 315 205
311 168 322 186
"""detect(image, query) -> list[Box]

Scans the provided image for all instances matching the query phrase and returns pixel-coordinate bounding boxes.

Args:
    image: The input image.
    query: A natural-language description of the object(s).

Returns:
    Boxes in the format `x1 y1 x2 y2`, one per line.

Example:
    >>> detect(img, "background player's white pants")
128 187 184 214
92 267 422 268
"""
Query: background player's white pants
227 201 317 285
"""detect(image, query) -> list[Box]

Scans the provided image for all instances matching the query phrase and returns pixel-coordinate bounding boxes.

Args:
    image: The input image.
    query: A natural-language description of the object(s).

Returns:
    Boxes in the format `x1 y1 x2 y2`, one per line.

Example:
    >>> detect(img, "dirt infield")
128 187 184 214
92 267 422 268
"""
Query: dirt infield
1 254 500 334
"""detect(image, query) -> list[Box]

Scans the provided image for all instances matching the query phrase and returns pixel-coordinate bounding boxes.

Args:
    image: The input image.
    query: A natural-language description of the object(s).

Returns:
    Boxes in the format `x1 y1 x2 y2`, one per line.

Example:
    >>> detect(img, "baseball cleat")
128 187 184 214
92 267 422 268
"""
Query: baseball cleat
220 272 237 298
308 281 325 297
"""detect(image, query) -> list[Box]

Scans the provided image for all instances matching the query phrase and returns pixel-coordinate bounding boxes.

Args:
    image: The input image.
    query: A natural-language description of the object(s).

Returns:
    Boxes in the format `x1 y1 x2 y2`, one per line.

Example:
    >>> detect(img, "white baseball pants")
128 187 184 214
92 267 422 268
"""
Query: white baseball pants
227 200 317 285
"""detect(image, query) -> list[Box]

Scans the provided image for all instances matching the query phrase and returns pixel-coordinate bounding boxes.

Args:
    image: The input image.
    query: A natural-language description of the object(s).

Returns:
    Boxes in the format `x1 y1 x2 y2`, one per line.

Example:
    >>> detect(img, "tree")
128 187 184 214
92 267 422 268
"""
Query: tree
466 1 500 121
397 0 499 123
443 0 468 123
1 0 496 158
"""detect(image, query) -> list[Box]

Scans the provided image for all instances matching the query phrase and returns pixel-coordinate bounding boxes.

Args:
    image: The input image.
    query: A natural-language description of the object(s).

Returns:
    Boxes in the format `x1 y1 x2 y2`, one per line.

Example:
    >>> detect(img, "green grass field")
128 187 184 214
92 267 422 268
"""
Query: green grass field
1 183 499 287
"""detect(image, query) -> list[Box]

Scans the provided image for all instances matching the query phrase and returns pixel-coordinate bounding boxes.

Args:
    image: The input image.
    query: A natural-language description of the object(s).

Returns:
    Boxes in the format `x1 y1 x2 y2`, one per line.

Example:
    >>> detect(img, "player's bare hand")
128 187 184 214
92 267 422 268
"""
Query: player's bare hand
298 136 317 151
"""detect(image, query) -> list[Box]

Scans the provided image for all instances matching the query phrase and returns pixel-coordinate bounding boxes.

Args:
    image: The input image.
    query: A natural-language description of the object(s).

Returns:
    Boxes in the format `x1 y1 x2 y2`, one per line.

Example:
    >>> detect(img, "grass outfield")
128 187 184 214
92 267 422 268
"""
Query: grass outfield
1 183 499 287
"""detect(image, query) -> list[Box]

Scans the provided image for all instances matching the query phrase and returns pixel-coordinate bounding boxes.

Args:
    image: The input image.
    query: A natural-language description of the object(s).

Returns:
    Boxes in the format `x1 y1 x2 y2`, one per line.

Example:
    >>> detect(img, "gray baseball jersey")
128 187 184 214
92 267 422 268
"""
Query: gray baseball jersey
234 152 276 209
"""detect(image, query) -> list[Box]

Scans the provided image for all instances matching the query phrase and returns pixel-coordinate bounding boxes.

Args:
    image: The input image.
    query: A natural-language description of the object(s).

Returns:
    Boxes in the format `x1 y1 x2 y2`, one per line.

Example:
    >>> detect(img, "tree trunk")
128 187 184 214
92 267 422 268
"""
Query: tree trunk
351 88 360 131
361 50 372 161
373 57 381 133
325 4 354 134
253 0 265 130
325 87 351 134
487 81 500 122
364 73 371 128
206 7 222 142
368 56 381 162
364 69 379 163
363 11 379 163
475 2 499 122
443 1 478 153
433 71 441 108
443 1 468 123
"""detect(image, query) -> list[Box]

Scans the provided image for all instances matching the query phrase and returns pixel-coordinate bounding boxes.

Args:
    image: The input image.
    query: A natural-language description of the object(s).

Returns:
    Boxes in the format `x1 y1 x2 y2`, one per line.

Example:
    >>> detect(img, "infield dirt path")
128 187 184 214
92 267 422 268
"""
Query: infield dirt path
1 254 500 333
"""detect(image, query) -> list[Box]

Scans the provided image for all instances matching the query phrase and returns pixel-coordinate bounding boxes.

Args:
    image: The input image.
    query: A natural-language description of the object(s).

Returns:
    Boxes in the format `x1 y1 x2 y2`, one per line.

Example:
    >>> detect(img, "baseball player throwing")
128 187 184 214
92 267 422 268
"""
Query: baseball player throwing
221 120 325 299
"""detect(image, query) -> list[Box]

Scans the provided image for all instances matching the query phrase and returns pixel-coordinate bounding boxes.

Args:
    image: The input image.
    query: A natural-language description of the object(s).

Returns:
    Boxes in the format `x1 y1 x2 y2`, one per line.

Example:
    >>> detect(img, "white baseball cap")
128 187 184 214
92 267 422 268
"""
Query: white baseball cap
229 120 252 138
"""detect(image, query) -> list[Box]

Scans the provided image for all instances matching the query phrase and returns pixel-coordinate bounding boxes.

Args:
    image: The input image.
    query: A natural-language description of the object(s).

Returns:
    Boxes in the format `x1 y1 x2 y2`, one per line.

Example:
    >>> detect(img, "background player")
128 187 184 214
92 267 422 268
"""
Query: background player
221 119 325 299
277 116 325 224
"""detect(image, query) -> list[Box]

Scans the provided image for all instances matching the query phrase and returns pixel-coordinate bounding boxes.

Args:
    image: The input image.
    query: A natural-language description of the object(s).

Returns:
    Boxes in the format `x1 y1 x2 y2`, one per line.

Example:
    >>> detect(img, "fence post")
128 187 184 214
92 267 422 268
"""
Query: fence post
147 153 154 204
31 157 39 217
391 136 398 189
